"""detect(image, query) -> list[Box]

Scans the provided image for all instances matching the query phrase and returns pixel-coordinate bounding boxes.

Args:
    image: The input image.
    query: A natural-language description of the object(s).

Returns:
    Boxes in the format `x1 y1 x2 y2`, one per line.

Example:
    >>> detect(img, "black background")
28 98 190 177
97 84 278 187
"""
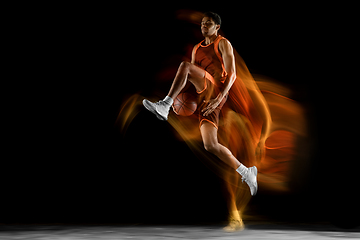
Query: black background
5 3 359 228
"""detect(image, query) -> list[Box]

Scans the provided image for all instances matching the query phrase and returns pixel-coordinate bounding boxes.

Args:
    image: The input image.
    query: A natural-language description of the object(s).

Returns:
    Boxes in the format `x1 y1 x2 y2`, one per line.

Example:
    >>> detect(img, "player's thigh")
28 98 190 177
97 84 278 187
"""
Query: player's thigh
200 121 219 149
185 62 207 92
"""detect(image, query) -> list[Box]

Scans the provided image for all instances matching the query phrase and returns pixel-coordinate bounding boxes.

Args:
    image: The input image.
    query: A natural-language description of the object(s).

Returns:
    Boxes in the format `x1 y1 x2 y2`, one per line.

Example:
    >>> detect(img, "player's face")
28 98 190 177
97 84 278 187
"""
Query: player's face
201 17 220 37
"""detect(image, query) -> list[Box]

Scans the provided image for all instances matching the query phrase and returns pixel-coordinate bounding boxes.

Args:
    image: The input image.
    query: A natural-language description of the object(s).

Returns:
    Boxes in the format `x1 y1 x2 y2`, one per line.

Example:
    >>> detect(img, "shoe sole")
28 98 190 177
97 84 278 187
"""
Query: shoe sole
251 166 258 196
142 99 167 121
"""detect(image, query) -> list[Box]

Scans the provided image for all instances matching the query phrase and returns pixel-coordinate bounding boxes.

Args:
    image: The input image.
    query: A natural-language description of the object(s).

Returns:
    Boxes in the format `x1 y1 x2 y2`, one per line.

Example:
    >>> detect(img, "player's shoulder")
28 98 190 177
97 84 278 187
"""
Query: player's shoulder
219 36 232 47
192 42 201 53
218 37 233 51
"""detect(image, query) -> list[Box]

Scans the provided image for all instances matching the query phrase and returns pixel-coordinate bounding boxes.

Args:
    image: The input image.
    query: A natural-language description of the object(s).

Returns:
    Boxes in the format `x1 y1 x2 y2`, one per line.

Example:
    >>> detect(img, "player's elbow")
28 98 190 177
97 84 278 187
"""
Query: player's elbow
204 143 219 154
227 71 236 83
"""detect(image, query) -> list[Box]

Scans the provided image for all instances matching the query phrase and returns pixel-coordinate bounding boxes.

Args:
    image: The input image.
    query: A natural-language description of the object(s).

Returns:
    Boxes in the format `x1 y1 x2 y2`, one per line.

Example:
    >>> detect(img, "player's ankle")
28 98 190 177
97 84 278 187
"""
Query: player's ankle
162 96 173 105
236 164 248 177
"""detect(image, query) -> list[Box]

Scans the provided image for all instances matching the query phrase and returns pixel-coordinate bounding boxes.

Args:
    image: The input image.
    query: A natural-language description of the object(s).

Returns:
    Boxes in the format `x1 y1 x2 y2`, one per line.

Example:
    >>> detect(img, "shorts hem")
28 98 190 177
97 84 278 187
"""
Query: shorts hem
199 119 218 130
197 71 216 94
196 79 207 94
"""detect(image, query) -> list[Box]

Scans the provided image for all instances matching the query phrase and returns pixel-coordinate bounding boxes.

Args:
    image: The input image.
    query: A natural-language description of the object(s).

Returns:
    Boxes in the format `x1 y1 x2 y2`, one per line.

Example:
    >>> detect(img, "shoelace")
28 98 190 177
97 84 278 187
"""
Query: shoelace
156 101 168 108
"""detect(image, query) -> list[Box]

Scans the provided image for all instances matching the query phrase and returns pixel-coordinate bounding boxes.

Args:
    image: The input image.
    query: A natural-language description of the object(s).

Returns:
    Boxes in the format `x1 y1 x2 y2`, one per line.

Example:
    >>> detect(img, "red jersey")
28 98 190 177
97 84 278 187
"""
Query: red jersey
193 35 228 86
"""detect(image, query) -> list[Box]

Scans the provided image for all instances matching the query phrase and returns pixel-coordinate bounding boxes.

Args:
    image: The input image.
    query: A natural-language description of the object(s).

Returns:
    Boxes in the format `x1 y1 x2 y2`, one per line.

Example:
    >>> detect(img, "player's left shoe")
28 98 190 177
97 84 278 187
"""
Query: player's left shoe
242 166 258 196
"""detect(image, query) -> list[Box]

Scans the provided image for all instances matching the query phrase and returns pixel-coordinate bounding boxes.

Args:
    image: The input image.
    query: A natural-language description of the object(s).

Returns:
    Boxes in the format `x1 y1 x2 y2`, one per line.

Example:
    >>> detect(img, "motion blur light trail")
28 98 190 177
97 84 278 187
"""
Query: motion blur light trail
116 10 308 221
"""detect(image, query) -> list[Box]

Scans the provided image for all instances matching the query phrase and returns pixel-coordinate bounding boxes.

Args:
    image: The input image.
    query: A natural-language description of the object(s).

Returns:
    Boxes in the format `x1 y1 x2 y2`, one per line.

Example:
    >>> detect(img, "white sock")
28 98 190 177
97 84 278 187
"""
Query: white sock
162 96 173 106
236 164 248 177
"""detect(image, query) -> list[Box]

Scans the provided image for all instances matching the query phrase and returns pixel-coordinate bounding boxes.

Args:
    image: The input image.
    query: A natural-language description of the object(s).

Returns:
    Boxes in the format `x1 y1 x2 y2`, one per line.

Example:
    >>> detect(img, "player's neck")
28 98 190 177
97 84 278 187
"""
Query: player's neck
204 34 218 45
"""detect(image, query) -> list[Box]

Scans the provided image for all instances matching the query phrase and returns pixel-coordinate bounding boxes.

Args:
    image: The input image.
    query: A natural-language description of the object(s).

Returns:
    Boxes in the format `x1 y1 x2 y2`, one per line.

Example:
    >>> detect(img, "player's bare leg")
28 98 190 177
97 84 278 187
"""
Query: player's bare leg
143 61 206 120
200 122 241 169
200 122 255 231
200 122 258 196
166 61 206 99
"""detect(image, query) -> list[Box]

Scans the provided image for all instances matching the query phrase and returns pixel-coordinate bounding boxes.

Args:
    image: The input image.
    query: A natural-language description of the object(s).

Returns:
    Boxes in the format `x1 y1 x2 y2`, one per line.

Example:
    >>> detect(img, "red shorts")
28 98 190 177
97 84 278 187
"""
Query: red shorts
196 71 227 129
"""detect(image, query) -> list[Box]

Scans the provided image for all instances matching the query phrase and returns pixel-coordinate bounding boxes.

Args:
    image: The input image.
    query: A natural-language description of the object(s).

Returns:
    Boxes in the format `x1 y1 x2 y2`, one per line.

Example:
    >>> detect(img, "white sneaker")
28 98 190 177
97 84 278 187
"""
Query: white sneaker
142 99 170 121
242 166 258 196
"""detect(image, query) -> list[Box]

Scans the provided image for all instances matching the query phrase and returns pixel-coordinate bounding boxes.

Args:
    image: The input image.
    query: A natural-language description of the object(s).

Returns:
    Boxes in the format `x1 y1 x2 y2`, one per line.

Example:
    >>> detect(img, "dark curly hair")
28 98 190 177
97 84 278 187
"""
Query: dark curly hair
203 12 221 26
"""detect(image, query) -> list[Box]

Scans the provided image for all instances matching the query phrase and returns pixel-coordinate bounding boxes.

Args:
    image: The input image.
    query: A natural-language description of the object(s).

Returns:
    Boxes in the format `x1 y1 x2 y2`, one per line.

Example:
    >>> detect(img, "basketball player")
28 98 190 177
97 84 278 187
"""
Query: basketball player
143 12 257 229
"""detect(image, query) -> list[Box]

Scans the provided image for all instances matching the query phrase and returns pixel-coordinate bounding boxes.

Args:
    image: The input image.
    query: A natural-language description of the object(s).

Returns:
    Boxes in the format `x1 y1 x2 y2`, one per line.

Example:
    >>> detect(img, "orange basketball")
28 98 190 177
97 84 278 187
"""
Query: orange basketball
172 93 197 116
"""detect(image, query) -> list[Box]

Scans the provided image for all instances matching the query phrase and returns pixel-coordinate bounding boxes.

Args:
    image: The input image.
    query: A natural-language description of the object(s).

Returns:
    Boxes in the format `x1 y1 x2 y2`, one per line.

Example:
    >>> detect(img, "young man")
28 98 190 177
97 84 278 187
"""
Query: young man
143 11 257 225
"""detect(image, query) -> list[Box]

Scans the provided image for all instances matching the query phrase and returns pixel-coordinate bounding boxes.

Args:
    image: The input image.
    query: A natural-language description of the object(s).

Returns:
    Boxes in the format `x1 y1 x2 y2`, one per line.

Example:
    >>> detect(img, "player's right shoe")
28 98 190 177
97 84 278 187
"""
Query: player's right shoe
242 166 258 196
142 99 170 121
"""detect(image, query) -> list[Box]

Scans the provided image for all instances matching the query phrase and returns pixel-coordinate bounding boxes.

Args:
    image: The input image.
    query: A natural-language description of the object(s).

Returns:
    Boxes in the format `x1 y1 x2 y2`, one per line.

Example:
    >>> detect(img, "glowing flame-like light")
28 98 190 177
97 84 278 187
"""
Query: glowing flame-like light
116 10 308 222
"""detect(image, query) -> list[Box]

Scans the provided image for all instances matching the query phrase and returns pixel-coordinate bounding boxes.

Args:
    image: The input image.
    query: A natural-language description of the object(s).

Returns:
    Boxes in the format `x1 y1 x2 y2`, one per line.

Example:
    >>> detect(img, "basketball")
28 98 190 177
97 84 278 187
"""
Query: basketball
172 93 197 116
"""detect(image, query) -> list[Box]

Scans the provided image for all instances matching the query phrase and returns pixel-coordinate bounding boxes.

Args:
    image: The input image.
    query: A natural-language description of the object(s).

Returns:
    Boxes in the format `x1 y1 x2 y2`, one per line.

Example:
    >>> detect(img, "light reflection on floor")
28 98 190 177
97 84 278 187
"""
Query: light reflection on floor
0 223 359 239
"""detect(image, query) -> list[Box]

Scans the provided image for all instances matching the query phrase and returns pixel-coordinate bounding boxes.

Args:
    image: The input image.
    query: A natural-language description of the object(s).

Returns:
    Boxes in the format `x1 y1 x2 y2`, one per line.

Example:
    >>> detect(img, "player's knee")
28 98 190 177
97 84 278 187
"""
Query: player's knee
204 142 219 154
179 61 191 71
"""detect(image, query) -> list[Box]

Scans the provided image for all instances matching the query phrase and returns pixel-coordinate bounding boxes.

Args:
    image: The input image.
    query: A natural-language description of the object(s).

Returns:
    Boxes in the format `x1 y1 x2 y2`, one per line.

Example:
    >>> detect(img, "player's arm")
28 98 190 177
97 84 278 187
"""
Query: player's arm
218 39 236 101
191 44 198 64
